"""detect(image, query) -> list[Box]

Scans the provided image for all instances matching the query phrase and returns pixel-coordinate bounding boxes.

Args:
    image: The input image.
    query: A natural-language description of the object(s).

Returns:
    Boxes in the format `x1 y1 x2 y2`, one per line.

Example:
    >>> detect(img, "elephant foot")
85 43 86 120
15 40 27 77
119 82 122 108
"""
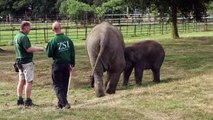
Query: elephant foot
106 88 116 94
96 92 105 97
95 87 105 97
135 83 142 87
122 83 128 86
153 79 160 83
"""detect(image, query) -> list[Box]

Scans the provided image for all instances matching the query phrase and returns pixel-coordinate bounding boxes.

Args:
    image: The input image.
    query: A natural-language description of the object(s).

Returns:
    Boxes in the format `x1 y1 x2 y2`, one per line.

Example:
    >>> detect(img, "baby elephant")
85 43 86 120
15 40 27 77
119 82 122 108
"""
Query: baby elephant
123 40 165 86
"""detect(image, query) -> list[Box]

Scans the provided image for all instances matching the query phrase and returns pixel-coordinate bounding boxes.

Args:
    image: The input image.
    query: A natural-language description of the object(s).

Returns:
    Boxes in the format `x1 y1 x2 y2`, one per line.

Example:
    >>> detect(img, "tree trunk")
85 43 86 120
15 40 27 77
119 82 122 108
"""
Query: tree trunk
171 5 179 39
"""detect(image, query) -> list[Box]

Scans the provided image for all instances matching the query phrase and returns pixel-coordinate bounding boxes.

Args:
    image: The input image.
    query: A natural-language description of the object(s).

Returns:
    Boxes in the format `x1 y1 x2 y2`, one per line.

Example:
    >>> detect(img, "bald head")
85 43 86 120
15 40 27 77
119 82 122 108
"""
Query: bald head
52 21 61 34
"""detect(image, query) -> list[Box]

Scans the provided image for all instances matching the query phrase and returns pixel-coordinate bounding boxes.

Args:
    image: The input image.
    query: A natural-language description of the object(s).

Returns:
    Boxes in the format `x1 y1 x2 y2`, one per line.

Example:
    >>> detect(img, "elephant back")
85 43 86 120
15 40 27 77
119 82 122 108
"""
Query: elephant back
86 21 126 72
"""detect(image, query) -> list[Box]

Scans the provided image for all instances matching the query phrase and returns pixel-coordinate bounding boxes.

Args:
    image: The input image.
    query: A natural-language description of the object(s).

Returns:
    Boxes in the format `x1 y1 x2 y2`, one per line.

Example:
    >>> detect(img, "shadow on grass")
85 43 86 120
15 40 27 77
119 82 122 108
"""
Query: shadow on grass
117 77 183 91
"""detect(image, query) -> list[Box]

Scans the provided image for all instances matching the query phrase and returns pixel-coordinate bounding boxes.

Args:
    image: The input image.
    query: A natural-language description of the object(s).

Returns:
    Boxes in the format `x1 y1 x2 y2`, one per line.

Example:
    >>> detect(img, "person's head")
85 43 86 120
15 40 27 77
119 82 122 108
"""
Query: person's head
20 21 31 34
52 21 61 34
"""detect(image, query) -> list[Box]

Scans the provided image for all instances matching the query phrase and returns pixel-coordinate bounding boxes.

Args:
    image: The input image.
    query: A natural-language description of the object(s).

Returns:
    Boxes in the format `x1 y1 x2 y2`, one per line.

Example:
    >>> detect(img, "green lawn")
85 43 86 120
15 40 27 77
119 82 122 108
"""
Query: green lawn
0 32 213 120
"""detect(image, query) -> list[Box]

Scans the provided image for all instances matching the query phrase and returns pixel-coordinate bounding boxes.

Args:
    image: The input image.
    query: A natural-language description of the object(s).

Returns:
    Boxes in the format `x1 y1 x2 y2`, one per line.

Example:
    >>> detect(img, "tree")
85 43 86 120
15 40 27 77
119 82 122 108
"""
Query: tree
59 0 125 23
95 0 125 19
30 0 58 20
0 0 31 21
59 0 94 24
125 0 212 39
0 0 59 21
92 0 107 6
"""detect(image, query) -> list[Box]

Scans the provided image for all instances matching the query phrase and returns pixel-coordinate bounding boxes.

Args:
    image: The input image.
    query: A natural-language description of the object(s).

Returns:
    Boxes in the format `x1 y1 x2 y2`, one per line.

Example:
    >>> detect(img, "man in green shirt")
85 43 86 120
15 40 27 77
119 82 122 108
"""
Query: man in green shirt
14 21 44 106
46 21 75 109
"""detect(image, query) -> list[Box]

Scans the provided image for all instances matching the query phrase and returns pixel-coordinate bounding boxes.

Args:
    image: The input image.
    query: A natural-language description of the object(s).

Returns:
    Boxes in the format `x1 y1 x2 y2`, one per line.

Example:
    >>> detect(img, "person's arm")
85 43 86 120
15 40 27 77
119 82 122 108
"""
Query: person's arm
22 36 44 53
27 47 44 53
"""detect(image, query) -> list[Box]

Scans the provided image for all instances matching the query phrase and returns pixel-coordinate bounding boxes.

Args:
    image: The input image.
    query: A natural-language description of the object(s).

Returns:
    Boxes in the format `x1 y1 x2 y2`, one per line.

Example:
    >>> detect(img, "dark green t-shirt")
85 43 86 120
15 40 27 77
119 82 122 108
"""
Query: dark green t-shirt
46 33 75 66
14 31 33 64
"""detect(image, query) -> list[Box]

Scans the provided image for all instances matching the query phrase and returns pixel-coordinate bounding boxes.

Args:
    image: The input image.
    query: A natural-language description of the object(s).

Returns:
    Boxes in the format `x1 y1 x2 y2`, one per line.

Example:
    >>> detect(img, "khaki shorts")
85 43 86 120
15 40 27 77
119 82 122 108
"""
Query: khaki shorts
19 62 34 82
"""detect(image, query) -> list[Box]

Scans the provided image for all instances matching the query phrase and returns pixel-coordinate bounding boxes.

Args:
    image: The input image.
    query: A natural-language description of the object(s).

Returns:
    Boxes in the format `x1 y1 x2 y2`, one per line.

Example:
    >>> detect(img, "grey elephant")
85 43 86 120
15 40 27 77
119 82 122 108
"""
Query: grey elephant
86 22 126 97
123 40 165 86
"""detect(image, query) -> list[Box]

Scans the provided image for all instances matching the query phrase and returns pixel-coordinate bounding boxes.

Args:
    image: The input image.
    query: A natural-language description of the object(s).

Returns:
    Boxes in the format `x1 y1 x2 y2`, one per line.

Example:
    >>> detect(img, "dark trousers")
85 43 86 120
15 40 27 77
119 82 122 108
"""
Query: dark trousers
52 63 70 106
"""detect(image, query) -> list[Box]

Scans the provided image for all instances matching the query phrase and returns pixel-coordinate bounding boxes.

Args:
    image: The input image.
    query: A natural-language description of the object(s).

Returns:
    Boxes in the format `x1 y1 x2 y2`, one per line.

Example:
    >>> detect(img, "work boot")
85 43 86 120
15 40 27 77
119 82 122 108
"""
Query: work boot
24 98 34 106
17 97 24 105
56 104 63 109
63 103 71 109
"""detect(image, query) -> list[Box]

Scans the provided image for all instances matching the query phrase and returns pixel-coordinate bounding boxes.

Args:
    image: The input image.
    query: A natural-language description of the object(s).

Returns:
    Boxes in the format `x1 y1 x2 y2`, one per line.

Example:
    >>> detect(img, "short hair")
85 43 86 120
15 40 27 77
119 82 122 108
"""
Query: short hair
20 21 31 30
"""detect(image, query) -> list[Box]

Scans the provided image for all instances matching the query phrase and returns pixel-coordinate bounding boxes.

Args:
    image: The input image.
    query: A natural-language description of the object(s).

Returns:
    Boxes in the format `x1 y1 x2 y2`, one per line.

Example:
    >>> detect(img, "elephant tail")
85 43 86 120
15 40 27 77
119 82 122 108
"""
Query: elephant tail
90 35 108 86
91 38 106 76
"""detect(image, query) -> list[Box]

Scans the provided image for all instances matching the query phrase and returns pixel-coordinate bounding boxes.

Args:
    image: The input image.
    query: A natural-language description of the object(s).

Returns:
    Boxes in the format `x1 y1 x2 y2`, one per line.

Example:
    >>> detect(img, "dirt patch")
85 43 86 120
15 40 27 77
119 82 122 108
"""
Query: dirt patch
0 48 15 54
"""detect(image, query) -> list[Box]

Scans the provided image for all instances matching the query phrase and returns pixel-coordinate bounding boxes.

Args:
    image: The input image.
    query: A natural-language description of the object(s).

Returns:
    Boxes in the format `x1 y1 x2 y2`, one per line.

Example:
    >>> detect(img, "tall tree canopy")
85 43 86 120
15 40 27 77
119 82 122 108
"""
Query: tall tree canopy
125 0 212 39
0 0 58 20
59 0 125 22
0 0 31 20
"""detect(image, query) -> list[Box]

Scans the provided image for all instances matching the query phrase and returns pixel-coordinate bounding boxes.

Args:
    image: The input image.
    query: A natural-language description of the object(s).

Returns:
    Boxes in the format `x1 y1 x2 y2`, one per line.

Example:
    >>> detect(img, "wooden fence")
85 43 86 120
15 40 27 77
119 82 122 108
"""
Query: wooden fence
0 19 213 46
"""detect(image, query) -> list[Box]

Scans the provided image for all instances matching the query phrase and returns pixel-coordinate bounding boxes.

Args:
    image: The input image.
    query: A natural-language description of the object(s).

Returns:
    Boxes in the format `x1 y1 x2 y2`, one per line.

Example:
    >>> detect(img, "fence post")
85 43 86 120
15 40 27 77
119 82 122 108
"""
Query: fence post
65 27 68 36
0 27 1 43
46 27 48 41
44 28 47 43
153 22 155 35
204 19 208 31
126 22 128 35
35 28 38 43
85 26 87 40
77 26 79 39
161 22 164 34
134 24 136 36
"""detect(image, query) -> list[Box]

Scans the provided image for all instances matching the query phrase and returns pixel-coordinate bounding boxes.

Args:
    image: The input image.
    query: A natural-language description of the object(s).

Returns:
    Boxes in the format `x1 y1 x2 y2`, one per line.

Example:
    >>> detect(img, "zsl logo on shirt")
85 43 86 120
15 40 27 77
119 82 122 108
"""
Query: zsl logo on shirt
57 41 70 52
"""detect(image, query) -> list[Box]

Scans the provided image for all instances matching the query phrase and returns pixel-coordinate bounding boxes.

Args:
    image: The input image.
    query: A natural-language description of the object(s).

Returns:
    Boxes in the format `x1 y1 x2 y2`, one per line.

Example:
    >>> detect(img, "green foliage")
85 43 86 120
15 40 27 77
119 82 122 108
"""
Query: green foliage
93 0 107 6
95 0 125 18
12 0 30 10
31 0 58 18
59 0 126 20
59 0 93 20
0 0 16 15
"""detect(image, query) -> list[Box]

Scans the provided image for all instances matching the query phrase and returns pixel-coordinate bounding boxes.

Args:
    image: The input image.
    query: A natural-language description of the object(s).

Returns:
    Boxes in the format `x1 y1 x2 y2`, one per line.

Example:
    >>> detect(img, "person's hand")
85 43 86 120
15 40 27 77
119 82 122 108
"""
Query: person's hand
40 47 45 52
70 67 76 76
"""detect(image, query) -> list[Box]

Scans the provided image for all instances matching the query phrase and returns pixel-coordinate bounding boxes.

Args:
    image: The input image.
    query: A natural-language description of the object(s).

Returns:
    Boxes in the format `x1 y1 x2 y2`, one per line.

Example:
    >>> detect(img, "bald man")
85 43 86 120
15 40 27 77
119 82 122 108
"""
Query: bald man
46 21 75 109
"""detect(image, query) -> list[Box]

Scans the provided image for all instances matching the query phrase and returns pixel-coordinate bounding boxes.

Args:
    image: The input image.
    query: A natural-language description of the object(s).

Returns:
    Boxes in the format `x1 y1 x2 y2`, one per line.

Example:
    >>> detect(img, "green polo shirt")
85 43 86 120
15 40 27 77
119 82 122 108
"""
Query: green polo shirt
14 31 33 64
46 33 75 66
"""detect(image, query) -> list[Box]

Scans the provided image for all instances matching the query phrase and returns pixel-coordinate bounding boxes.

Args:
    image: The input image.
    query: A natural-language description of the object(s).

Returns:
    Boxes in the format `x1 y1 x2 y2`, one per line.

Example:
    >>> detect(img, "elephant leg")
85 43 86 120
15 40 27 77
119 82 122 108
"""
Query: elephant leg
105 71 110 89
123 67 133 86
134 66 143 86
94 65 105 97
106 72 121 94
152 68 160 83
89 75 94 88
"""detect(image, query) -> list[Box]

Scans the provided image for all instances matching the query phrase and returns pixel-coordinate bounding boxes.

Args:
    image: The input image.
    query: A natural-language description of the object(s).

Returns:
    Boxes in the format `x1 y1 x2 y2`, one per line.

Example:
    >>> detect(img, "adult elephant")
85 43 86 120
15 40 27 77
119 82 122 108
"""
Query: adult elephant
86 22 126 97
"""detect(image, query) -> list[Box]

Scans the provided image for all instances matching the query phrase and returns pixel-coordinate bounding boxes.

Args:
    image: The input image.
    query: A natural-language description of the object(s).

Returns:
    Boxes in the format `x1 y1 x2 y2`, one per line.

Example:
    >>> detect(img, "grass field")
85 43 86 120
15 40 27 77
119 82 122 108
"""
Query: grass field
0 32 213 120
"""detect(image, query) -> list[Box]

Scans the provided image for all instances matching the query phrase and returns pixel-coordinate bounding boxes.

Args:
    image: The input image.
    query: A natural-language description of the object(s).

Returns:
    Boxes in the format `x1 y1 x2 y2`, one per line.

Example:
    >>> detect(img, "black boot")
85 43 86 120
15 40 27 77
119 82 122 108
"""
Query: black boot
17 97 24 105
63 103 71 109
24 98 34 106
56 100 63 109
